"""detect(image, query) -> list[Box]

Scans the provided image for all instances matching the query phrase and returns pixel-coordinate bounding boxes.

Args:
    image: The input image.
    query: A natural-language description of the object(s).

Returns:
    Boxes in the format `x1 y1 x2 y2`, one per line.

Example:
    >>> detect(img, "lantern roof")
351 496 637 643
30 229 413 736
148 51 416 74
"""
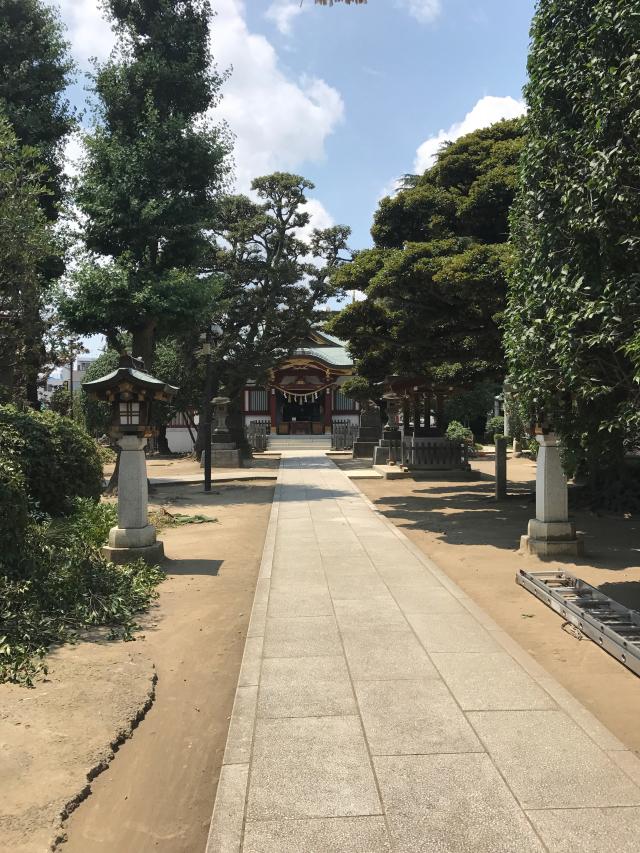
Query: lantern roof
82 354 178 398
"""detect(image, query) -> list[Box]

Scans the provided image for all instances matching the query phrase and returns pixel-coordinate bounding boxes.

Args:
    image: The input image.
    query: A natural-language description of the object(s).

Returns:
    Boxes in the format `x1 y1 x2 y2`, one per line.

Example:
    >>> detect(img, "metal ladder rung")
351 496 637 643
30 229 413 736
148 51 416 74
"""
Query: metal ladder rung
516 568 640 678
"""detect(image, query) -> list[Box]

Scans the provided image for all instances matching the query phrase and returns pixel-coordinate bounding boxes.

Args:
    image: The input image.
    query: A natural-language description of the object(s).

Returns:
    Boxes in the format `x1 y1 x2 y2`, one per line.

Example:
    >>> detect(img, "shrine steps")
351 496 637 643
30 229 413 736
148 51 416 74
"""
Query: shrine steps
268 435 332 451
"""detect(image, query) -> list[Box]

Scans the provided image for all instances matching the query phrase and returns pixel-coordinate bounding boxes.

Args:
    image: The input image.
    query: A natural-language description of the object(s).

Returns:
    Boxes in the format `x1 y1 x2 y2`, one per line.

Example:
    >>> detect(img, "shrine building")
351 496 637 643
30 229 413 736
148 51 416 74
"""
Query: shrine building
241 329 358 434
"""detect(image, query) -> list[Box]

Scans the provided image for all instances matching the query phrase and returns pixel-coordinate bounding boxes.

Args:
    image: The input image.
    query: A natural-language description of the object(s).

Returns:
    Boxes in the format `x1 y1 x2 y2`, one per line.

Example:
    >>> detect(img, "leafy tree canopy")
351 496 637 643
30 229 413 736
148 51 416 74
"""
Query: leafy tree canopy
0 114 54 400
60 0 232 369
0 0 75 218
330 119 525 387
205 172 351 398
505 0 640 480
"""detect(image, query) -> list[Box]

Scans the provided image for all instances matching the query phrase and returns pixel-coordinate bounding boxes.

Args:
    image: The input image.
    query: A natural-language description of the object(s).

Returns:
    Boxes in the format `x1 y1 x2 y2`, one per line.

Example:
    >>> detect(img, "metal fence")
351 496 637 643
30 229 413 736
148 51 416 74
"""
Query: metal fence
331 419 359 451
402 437 469 470
246 419 271 452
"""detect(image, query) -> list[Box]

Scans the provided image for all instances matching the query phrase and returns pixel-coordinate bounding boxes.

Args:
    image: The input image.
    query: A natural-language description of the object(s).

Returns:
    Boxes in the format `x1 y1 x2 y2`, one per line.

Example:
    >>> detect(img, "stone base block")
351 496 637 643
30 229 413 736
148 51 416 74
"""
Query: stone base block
353 441 378 459
406 467 481 481
520 534 585 558
373 445 389 465
528 519 576 541
200 448 242 468
102 540 165 565
108 524 157 548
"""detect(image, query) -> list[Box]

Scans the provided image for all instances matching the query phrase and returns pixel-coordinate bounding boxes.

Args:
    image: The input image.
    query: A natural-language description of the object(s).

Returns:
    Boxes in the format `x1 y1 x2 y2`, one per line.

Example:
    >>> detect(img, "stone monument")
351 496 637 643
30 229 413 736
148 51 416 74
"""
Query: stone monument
83 354 177 565
353 399 382 459
200 395 241 468
373 391 402 466
521 430 584 556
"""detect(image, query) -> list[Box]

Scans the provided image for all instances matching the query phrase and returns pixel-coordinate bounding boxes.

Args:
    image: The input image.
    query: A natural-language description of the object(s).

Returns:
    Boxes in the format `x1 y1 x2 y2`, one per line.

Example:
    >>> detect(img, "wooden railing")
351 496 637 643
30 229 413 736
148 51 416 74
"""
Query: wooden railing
402 437 469 470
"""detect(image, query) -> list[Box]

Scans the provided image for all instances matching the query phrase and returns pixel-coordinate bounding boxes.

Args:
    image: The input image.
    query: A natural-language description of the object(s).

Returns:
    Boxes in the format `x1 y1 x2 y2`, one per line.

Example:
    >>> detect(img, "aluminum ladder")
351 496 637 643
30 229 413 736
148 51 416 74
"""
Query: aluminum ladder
516 569 640 677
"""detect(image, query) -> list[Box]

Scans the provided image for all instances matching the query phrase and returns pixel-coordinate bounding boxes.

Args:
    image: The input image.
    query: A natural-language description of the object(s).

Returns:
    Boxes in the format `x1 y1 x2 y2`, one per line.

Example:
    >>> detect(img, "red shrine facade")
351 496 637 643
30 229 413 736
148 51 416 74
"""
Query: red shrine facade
240 330 358 434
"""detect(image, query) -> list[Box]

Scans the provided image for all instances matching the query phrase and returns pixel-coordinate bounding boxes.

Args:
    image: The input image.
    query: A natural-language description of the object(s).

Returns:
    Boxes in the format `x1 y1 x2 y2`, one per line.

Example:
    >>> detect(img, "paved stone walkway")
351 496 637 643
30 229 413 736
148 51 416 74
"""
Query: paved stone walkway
207 452 640 852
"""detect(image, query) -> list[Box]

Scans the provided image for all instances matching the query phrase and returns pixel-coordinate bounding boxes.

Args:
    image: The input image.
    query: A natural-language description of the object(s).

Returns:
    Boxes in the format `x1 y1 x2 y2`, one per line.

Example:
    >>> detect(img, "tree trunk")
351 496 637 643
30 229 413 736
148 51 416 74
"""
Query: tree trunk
132 320 156 371
156 423 171 455
106 447 120 495
228 396 251 459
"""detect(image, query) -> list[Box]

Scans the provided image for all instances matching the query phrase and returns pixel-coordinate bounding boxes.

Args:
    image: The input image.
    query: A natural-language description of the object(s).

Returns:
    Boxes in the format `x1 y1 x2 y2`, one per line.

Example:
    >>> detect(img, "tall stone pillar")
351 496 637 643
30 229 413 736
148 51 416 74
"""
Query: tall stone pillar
269 387 277 433
520 432 584 556
103 435 164 565
324 386 333 433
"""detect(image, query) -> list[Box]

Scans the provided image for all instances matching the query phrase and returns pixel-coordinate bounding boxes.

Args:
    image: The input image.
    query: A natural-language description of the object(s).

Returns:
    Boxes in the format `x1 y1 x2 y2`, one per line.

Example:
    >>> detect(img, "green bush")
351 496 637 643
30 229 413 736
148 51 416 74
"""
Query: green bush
0 498 163 686
445 420 474 445
0 405 102 516
485 415 505 443
0 458 29 565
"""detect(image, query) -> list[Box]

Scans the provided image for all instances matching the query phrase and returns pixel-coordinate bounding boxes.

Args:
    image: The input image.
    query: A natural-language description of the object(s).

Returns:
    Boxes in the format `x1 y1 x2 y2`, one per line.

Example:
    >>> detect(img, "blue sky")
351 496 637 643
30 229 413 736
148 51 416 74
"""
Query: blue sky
57 0 535 251
249 0 535 247
53 0 535 356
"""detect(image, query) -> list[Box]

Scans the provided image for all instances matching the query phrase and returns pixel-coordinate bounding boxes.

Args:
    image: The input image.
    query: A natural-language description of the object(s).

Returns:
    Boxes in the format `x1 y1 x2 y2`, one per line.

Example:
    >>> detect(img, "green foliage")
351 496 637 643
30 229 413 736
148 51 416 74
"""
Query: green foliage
444 380 500 426
0 498 163 686
80 349 120 436
0 113 55 400
0 458 29 562
0 0 75 404
61 0 231 369
445 420 474 445
0 0 75 219
0 405 102 516
95 443 117 465
208 174 351 397
48 385 71 416
340 375 375 403
505 0 640 484
330 119 525 387
485 415 505 442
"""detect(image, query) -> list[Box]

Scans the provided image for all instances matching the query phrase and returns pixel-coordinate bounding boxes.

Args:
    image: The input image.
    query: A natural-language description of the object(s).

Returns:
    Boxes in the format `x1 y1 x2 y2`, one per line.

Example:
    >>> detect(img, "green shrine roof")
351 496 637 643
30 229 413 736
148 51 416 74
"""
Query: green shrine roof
293 330 353 368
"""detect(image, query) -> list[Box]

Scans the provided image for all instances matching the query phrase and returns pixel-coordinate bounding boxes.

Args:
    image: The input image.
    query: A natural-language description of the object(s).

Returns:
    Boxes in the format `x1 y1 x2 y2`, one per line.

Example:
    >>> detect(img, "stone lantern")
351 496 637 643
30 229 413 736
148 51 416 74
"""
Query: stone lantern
373 390 402 466
83 354 178 564
520 419 584 557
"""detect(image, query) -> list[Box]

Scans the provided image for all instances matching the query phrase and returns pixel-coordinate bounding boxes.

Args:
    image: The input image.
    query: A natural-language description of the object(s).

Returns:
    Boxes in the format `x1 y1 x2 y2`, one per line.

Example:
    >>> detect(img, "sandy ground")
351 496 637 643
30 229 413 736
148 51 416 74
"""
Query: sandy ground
356 453 640 756
104 454 280 484
1 478 274 853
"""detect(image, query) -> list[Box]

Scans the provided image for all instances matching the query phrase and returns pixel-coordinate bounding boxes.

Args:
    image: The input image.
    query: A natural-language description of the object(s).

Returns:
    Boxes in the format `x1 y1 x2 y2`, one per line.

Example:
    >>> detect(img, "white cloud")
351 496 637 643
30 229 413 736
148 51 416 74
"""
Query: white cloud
211 0 345 192
265 1 307 36
62 131 84 179
55 0 115 66
396 0 442 24
55 0 343 217
413 95 526 174
299 197 334 242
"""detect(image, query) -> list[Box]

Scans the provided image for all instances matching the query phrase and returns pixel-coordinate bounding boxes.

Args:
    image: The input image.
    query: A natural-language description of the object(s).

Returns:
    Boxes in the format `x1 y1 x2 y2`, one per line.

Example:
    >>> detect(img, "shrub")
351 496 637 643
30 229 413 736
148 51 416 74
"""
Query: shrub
48 386 71 416
445 420 474 445
485 415 505 443
0 405 102 515
0 498 163 686
0 458 29 566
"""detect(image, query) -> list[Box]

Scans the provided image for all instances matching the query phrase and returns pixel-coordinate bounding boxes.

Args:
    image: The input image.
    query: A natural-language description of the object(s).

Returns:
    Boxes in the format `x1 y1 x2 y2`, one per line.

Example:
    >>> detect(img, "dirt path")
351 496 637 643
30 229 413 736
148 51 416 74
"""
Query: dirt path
0 479 274 853
57 480 274 853
356 454 640 756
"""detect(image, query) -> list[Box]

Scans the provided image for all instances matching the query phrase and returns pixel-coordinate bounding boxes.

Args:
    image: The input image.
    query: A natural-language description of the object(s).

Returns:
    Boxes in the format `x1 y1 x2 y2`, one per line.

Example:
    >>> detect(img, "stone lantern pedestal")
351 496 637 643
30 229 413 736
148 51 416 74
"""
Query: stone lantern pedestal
521 432 584 557
102 435 164 565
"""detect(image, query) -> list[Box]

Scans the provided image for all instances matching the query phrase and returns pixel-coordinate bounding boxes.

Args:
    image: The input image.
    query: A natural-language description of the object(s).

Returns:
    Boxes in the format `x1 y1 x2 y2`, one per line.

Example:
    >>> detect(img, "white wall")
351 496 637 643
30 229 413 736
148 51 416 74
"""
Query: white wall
166 428 195 453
